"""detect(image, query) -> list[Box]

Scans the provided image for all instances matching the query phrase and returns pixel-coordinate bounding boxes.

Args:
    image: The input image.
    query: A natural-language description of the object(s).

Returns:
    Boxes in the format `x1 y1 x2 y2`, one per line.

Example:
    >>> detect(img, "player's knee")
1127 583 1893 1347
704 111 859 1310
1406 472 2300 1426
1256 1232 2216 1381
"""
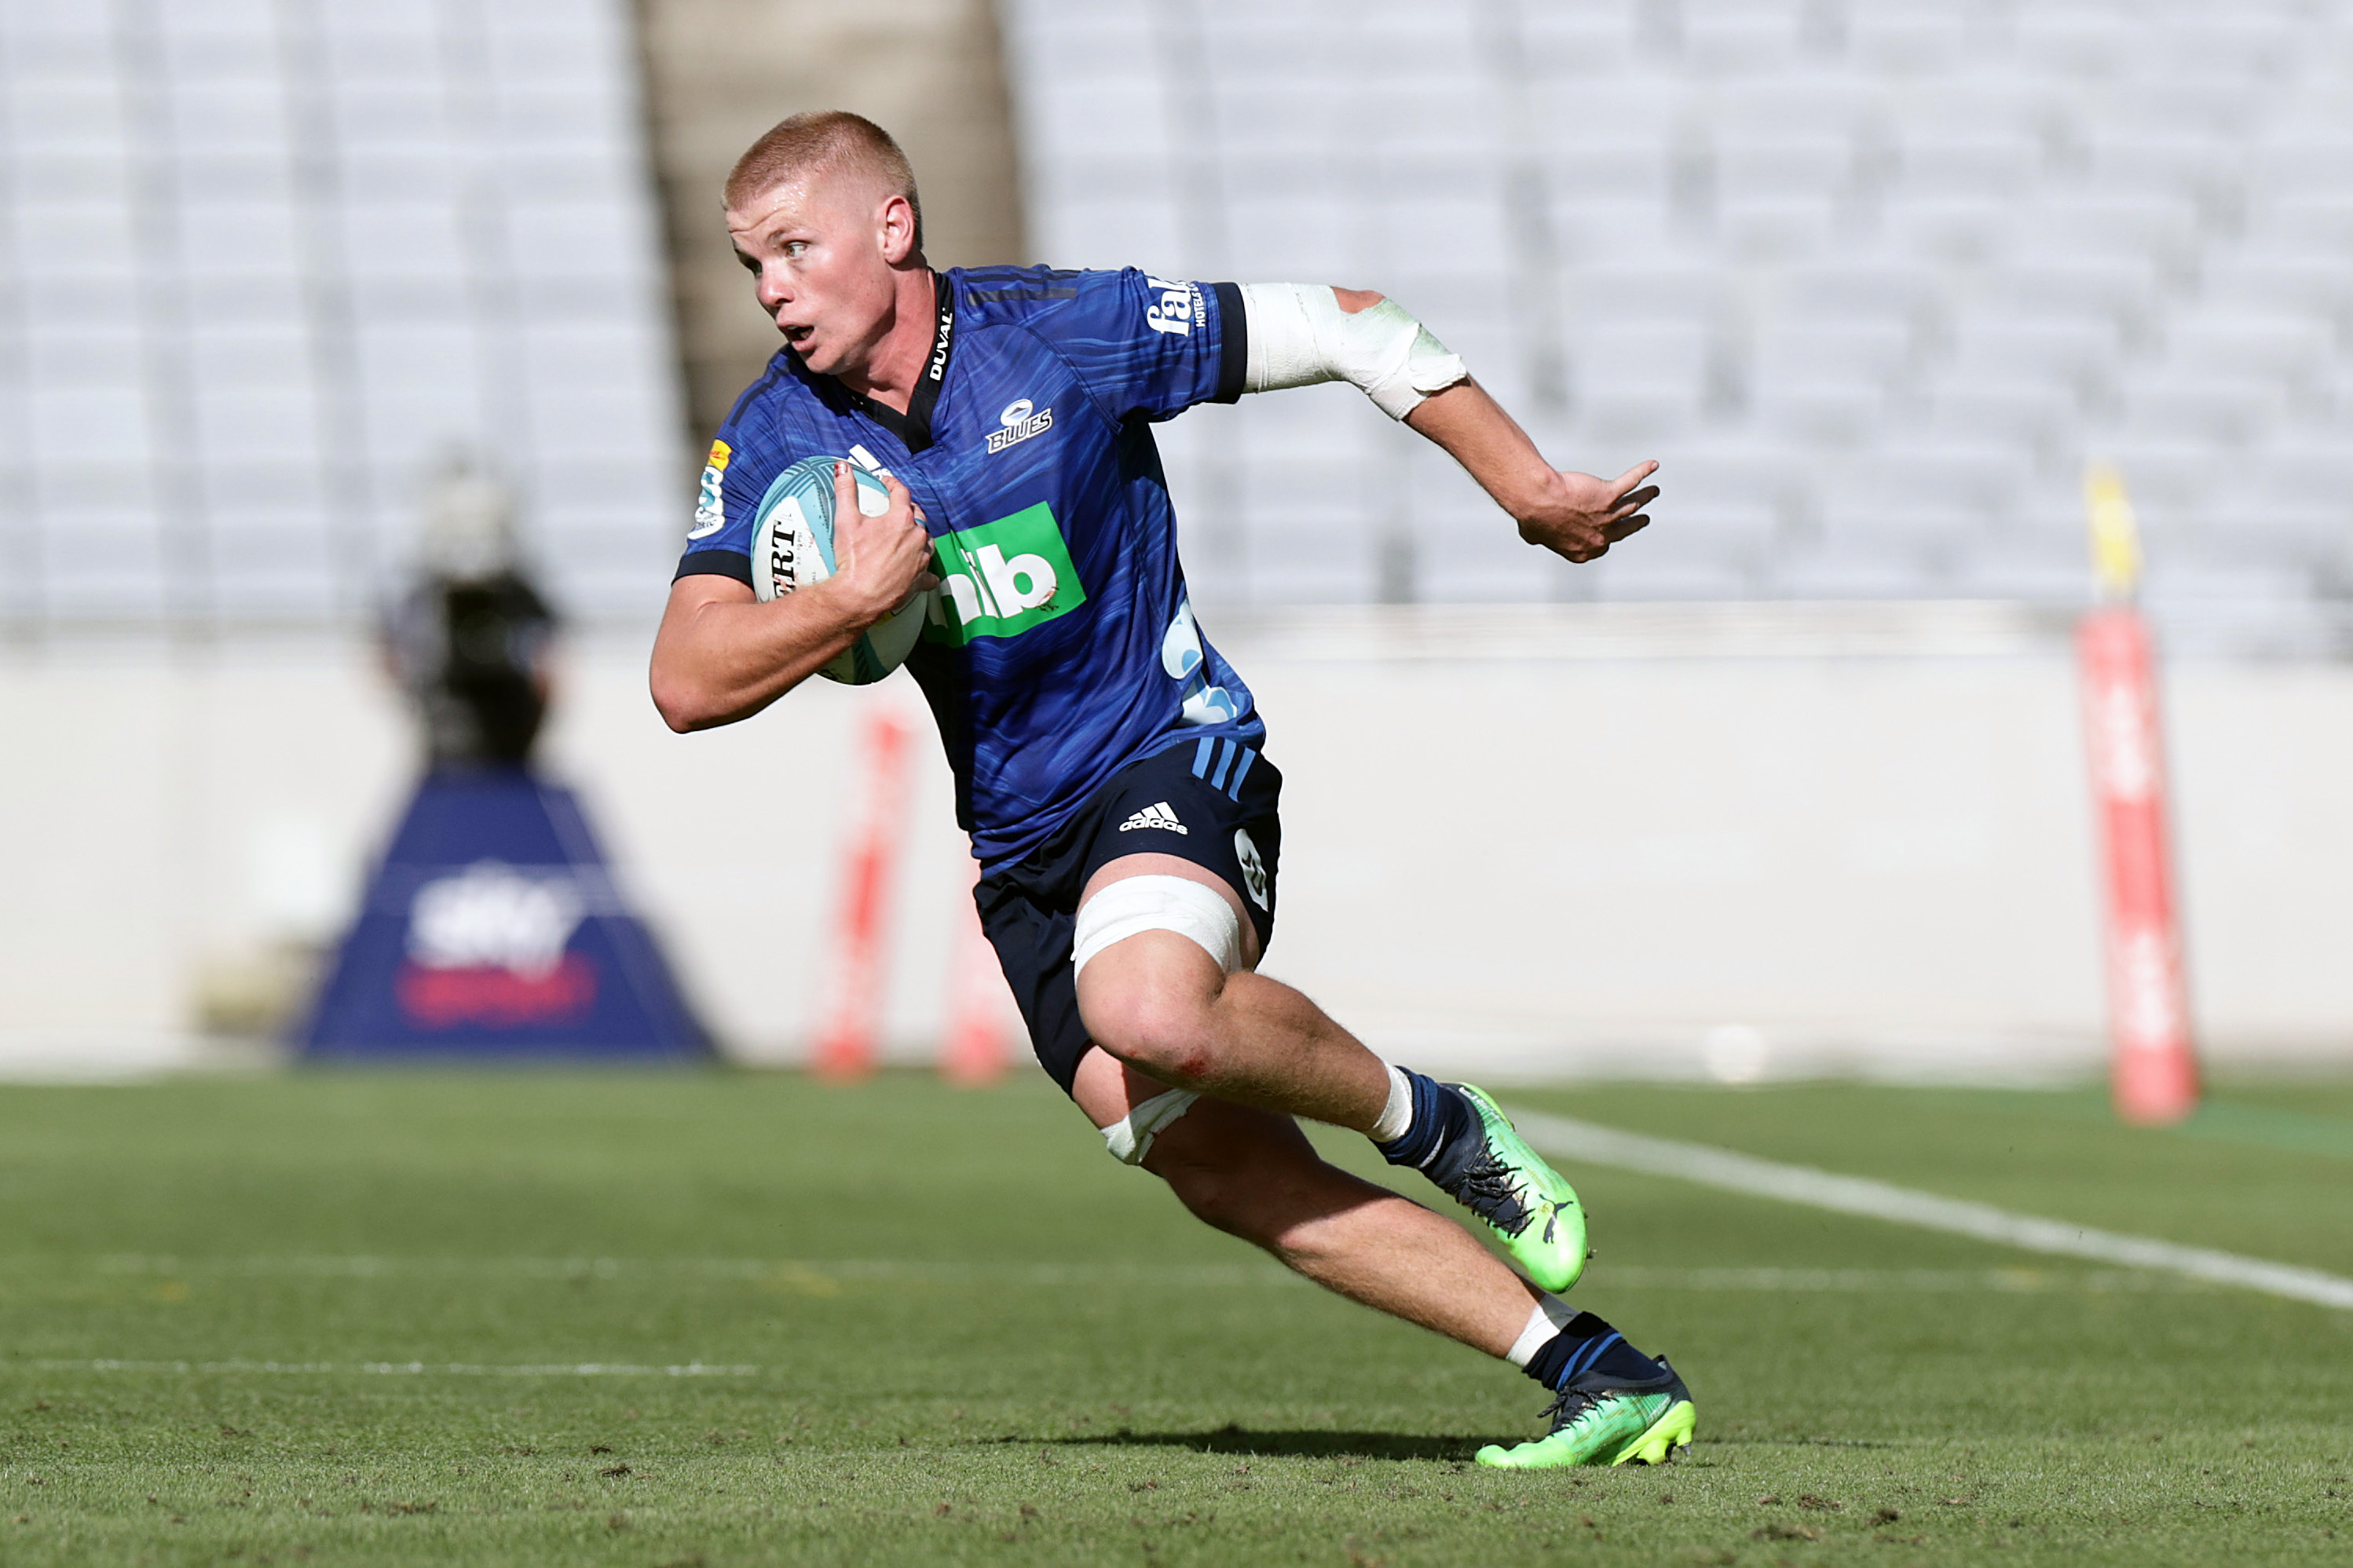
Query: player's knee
1081 978 1221 1087
1071 876 1245 1085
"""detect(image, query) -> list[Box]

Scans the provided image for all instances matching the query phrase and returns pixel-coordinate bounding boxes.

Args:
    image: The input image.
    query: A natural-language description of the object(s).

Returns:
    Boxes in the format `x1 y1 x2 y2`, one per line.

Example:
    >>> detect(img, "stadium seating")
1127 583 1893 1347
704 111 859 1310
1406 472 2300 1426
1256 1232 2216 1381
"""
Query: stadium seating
8 0 2348 652
0 0 681 630
1001 0 2353 649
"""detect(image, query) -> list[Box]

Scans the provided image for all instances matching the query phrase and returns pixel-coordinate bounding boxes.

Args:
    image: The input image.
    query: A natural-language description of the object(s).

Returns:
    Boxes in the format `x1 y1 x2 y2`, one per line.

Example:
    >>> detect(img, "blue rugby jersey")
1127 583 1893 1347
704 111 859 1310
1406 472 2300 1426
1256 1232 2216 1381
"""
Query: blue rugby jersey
675 266 1266 871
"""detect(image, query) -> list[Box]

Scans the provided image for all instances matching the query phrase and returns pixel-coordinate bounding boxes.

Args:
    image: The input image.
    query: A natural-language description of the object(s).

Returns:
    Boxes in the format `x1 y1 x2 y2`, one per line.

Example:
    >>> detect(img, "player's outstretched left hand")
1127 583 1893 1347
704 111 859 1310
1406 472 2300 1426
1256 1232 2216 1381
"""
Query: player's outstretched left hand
1517 461 1659 564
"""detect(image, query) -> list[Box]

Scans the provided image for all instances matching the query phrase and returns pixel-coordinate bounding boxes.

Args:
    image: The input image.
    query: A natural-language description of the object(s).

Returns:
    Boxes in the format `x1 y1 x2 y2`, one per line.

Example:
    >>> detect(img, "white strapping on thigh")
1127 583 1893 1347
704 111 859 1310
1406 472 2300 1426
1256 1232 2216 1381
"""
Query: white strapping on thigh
1102 1087 1202 1166
1070 874 1241 981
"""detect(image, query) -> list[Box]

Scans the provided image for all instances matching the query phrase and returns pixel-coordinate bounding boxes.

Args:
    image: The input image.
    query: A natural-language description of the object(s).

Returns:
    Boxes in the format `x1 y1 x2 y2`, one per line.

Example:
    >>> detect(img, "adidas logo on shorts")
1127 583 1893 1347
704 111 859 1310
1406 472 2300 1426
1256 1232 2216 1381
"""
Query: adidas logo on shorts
1117 801 1188 835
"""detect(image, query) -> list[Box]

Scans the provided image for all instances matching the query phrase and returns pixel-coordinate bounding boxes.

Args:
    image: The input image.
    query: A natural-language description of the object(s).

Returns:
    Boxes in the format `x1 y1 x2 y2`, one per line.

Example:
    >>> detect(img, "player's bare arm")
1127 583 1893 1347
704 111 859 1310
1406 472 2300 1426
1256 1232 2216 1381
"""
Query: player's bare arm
1403 379 1660 563
650 464 934 731
1240 283 1659 561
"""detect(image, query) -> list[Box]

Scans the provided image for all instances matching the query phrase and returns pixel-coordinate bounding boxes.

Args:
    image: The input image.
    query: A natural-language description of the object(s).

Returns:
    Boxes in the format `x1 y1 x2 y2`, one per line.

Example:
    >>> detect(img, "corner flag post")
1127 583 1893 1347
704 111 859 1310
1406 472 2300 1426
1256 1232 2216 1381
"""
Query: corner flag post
2078 464 2199 1126
814 707 912 1080
940 855 1012 1085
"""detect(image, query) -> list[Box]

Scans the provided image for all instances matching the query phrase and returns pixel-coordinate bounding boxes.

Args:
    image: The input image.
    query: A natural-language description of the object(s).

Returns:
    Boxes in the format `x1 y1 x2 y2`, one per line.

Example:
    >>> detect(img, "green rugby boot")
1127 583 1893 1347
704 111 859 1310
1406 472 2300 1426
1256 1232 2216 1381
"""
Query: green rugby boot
1477 1359 1696 1470
1426 1084 1589 1292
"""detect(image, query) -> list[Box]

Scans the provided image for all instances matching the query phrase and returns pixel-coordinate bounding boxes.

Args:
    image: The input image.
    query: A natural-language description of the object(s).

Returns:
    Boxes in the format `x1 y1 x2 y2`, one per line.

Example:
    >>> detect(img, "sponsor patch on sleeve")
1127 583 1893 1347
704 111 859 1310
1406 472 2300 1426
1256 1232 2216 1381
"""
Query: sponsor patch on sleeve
1144 276 1203 338
687 439 731 539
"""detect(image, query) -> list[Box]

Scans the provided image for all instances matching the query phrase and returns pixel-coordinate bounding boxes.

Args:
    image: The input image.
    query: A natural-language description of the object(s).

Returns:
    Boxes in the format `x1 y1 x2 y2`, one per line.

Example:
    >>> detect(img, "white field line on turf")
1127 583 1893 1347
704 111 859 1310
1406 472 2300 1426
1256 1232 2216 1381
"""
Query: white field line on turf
1597 1266 2213 1294
1506 1106 2353 1313
18 1360 757 1377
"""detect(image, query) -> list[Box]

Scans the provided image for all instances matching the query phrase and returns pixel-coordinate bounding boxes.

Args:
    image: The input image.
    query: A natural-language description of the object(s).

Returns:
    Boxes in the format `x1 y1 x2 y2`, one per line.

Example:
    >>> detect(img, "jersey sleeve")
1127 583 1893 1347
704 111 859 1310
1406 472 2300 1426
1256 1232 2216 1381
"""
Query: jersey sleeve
672 425 773 586
1022 269 1247 422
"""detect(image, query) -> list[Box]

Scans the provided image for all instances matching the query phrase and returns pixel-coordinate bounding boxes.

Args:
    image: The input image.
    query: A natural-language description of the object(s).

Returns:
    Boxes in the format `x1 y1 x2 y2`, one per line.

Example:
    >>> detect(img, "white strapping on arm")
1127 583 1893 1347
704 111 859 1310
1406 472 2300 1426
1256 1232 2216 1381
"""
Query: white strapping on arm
1237 283 1469 419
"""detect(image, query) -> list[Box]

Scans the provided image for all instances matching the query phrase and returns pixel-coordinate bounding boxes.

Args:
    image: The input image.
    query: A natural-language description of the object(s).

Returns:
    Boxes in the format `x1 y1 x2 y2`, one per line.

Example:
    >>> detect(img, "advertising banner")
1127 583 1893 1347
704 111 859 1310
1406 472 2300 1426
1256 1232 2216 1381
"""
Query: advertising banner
297 771 704 1060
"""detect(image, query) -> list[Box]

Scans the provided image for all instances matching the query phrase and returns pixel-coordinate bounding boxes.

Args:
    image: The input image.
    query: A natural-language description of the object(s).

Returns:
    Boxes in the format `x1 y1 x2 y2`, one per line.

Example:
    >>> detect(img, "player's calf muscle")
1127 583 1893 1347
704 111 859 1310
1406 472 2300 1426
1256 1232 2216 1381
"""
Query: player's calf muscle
1147 1112 1312 1237
1147 1102 1383 1254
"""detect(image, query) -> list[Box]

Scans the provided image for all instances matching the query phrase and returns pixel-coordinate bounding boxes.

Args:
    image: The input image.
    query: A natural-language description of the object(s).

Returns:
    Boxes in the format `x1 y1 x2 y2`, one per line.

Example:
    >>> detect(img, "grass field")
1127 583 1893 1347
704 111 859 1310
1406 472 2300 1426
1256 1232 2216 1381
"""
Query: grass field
1 1070 2348 1566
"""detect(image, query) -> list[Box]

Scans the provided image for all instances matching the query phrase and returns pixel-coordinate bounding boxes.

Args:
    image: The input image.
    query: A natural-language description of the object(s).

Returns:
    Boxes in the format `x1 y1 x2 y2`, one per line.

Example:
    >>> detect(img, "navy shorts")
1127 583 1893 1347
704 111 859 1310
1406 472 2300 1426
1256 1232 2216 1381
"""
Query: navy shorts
975 736 1283 1095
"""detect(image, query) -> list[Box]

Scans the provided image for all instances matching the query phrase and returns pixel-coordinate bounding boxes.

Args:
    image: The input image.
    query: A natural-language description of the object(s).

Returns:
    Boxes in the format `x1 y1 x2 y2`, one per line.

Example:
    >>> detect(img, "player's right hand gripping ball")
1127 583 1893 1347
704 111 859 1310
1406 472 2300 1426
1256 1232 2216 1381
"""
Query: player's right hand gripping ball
749 455 928 684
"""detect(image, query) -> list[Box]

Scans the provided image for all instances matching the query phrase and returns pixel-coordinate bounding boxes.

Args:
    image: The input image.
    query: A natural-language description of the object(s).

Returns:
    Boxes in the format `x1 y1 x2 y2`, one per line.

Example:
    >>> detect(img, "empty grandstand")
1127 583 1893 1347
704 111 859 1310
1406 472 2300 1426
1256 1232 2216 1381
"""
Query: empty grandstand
1005 0 2353 652
0 0 680 631
2 0 2347 656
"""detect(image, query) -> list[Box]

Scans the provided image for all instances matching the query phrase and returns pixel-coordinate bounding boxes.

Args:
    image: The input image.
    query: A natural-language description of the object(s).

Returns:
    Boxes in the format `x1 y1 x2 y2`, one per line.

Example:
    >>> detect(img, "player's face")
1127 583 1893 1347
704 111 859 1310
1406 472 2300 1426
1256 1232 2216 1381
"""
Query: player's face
726 175 905 379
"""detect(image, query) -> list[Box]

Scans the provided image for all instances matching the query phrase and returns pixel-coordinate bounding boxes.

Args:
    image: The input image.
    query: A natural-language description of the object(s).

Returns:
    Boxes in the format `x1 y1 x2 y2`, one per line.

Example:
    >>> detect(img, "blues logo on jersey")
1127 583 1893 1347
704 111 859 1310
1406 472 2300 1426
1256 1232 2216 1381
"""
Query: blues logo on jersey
675 266 1264 871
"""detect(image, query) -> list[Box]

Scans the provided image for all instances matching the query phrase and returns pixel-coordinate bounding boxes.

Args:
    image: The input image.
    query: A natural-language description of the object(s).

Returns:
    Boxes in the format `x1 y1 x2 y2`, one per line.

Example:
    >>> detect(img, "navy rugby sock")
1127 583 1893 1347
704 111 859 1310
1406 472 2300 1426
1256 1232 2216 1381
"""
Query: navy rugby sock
1523 1311 1666 1391
1373 1068 1474 1170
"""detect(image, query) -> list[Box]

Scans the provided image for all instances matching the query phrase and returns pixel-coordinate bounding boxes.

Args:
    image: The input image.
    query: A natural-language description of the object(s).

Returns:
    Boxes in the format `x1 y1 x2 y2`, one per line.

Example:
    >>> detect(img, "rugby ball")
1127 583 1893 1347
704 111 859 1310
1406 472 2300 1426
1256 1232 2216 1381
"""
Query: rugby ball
750 455 929 685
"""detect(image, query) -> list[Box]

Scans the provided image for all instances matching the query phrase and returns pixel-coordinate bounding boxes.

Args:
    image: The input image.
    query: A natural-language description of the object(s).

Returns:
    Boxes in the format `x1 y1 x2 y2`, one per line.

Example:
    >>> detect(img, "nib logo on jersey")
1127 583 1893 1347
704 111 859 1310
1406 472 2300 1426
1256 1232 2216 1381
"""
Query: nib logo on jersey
924 502 1088 645
393 861 596 1027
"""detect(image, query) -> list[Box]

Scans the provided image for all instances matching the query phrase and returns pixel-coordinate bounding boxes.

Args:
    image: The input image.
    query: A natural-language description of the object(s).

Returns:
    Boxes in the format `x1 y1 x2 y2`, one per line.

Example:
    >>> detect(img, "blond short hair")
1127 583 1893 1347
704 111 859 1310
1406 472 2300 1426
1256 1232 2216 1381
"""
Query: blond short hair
726 111 924 251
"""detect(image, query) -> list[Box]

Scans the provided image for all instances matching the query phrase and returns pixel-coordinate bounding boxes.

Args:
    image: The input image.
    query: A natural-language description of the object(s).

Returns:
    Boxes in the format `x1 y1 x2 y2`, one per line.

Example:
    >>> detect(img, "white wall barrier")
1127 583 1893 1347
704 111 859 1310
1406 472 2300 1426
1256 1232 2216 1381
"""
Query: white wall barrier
3 605 2348 1080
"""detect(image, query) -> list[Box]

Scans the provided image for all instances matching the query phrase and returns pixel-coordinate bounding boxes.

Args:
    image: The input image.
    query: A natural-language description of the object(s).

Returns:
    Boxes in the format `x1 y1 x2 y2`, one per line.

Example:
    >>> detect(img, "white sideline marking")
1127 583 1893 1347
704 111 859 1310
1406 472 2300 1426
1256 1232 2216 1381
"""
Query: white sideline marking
19 1360 756 1377
1597 1266 2212 1295
1506 1106 2353 1313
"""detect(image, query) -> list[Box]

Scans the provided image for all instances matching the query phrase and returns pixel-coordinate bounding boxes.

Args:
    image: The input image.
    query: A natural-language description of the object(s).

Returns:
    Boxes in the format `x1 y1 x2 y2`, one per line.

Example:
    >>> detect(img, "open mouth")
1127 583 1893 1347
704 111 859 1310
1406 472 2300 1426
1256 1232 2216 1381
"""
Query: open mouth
781 323 814 349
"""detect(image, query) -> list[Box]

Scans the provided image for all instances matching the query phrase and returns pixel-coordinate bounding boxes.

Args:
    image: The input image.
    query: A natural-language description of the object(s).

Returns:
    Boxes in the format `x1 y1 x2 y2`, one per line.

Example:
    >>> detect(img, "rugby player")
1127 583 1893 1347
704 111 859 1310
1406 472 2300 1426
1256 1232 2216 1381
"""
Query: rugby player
650 111 1692 1468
